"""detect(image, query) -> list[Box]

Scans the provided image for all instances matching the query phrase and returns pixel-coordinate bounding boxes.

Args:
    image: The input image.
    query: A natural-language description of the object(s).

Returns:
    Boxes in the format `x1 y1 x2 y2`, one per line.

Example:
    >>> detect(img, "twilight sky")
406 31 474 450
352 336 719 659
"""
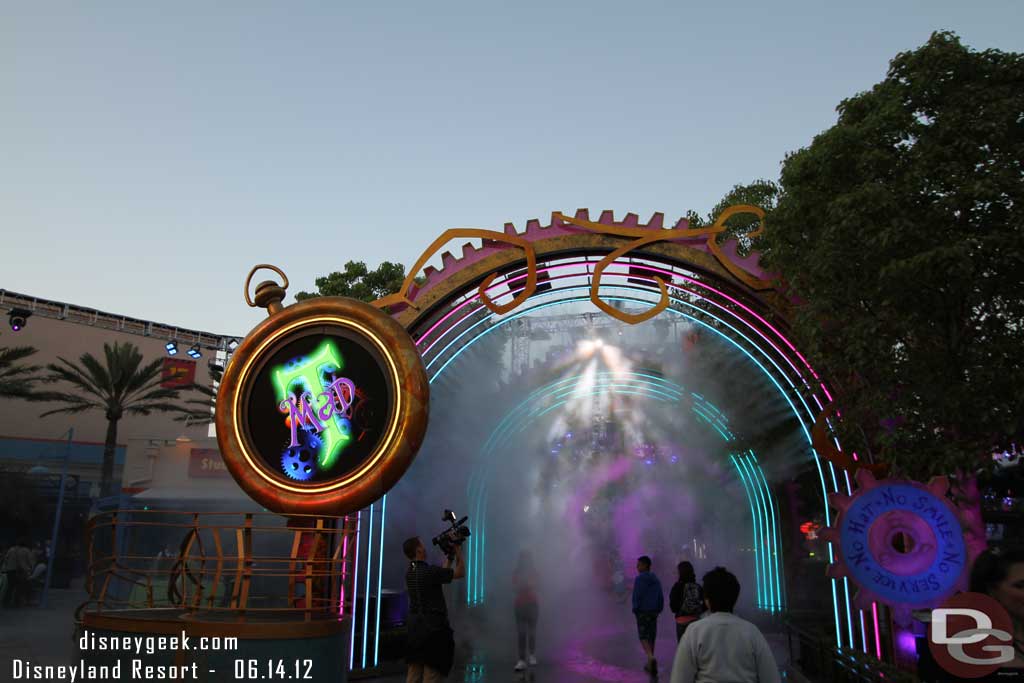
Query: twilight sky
2 1 1020 336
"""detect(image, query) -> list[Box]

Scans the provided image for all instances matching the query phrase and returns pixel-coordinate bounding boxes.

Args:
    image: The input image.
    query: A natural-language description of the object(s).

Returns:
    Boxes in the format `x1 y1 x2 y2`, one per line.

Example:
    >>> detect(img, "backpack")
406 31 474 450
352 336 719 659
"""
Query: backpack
681 582 703 615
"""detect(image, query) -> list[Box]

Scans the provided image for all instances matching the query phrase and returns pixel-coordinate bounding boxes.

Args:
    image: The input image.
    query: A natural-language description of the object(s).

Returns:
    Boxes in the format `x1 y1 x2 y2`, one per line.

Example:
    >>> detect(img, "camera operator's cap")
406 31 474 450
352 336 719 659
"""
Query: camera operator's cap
217 266 430 516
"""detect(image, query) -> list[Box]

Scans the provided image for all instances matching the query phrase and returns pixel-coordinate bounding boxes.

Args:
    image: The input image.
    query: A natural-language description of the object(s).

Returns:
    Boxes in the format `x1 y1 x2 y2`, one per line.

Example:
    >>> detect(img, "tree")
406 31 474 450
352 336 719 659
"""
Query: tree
0 345 42 399
688 180 780 255
37 342 189 497
295 261 408 303
760 32 1024 479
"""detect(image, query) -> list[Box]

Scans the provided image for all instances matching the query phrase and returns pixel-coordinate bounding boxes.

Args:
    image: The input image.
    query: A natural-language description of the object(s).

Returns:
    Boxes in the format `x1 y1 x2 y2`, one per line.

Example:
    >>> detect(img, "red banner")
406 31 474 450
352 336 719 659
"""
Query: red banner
188 448 230 478
162 358 196 388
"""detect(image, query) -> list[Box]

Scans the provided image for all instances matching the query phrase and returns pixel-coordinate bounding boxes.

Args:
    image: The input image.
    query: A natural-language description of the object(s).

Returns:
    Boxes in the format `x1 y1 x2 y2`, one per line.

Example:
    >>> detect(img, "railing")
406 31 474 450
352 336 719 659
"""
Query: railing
78 510 358 625
785 619 920 682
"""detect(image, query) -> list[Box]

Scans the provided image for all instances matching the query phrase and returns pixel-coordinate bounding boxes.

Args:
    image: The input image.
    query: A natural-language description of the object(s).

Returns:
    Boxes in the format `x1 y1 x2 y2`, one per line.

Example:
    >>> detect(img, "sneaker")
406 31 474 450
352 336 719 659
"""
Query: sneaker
514 660 527 671
528 654 537 666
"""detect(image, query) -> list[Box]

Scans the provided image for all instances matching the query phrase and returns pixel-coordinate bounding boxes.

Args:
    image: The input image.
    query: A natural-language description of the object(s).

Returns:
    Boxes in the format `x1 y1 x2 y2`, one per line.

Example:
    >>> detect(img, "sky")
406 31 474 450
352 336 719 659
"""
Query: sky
2 1 1021 337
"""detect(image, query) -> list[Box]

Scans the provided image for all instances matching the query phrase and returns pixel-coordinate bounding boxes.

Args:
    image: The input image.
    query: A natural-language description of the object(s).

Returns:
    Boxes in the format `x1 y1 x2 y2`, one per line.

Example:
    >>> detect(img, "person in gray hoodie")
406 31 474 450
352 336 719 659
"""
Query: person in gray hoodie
632 555 665 674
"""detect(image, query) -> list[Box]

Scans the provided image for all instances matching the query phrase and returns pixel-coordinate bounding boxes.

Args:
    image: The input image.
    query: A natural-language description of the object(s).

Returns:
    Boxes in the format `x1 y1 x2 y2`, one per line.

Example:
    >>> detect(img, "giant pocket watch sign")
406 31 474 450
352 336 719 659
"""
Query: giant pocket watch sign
216 265 429 515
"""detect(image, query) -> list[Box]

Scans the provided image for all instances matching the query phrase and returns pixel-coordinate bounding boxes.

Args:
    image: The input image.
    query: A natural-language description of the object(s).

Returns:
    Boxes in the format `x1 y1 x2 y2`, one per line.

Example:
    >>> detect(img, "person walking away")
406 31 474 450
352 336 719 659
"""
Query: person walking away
403 537 465 682
669 561 705 642
670 566 780 683
512 551 539 671
632 555 665 674
1 536 35 608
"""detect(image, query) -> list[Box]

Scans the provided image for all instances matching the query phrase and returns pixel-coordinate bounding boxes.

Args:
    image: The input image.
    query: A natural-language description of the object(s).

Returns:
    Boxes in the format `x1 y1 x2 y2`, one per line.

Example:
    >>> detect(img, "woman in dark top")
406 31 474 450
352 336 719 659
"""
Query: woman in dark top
669 561 705 642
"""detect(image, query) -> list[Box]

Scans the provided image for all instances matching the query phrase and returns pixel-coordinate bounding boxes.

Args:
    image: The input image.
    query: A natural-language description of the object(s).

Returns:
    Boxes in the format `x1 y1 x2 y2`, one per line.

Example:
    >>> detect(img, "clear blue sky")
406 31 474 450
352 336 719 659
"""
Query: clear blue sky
2 1 1020 336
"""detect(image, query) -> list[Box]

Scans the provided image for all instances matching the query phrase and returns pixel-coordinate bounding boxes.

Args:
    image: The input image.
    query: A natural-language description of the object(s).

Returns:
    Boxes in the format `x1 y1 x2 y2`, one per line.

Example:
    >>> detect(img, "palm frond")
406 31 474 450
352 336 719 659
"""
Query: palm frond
106 343 147 400
127 401 191 416
135 387 184 403
0 381 37 399
122 361 171 405
46 357 108 401
37 391 105 417
120 357 165 402
0 346 40 367
78 352 114 394
0 346 43 399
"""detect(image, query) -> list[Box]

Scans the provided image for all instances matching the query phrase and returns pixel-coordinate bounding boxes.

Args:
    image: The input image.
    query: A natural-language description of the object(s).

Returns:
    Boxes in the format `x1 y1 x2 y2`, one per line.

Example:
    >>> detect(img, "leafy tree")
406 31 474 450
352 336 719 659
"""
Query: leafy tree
0 345 42 399
760 32 1024 479
691 179 781 231
37 342 188 497
688 180 780 255
295 261 408 303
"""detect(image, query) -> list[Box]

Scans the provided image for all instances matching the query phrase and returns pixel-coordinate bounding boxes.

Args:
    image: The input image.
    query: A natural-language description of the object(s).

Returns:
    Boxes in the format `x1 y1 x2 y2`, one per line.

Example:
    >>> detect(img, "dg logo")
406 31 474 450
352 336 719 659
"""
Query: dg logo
928 591 1016 678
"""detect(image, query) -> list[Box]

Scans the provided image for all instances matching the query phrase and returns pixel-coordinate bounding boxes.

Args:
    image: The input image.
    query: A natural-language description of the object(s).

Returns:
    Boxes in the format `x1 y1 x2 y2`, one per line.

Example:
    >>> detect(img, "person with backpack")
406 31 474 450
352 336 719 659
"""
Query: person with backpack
670 566 780 683
669 561 705 642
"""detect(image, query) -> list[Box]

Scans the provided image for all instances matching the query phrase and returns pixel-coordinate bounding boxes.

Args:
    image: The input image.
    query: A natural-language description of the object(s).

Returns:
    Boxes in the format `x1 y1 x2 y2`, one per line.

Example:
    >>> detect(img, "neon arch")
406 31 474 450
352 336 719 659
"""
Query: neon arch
344 217 884 670
462 370 783 612
416 278 861 652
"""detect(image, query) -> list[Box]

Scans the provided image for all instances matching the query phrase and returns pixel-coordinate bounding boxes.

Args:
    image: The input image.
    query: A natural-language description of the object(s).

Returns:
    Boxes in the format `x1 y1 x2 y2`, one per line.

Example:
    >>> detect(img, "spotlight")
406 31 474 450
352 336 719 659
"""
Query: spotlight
187 344 202 359
8 308 31 332
226 338 239 352
165 341 178 356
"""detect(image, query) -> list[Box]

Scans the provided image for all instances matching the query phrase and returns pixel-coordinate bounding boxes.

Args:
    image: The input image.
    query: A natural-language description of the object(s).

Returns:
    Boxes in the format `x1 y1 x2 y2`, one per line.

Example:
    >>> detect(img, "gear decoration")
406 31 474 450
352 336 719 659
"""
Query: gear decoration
281 447 316 481
822 469 982 609
370 208 775 322
280 427 320 481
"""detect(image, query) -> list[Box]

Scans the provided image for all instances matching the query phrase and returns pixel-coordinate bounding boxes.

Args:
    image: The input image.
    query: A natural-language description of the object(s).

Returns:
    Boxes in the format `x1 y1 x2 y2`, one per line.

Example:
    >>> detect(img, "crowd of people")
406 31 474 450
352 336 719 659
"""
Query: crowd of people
630 556 780 682
399 537 1024 682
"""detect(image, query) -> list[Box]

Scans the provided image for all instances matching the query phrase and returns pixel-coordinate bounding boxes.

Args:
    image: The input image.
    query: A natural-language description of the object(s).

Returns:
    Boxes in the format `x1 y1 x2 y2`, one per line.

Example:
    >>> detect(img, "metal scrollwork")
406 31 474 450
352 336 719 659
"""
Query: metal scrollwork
555 204 771 323
372 229 538 315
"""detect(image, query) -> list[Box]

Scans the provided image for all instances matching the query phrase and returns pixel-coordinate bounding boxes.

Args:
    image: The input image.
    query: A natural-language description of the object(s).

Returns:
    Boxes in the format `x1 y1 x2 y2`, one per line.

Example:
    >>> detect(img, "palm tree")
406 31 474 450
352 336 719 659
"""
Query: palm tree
0 345 42 399
38 342 188 498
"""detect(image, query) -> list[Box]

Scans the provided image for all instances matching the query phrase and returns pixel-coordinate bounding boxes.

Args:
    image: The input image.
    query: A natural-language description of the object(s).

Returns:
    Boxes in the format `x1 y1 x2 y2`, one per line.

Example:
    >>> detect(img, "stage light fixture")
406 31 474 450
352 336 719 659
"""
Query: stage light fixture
8 308 31 332
165 341 178 356
187 344 202 359
226 338 239 352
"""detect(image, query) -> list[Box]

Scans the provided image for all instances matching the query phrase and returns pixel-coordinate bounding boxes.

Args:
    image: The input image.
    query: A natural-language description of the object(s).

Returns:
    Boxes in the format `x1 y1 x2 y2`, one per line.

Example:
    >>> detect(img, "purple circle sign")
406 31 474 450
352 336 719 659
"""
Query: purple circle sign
838 482 966 607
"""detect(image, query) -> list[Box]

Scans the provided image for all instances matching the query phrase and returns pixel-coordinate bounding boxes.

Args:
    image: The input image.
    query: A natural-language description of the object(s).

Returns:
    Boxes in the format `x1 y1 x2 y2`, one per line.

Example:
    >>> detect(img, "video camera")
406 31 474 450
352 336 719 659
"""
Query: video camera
431 509 470 559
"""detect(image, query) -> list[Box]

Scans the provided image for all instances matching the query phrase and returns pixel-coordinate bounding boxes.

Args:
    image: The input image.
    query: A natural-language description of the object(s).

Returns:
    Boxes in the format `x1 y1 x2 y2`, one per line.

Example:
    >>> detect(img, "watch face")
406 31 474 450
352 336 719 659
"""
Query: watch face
243 327 393 485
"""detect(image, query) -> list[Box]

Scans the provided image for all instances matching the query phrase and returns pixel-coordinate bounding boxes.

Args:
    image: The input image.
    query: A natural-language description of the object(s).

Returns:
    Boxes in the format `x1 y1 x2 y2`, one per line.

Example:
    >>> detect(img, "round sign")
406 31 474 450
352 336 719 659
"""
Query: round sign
216 296 429 515
836 481 967 608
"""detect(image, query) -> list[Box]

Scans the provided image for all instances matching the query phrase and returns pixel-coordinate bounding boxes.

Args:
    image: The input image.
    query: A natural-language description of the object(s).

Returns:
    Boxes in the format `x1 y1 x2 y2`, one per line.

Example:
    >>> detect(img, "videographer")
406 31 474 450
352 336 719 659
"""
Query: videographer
403 536 465 682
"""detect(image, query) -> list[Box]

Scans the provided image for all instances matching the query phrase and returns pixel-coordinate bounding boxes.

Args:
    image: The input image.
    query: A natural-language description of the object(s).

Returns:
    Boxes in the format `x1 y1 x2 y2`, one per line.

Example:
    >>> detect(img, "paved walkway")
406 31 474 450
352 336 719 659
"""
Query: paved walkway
0 580 86 680
360 600 794 683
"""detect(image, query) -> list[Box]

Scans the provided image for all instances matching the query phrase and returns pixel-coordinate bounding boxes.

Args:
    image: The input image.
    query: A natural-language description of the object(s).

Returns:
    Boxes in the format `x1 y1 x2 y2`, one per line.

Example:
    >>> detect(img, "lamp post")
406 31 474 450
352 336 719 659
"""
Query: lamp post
177 414 201 444
41 428 73 608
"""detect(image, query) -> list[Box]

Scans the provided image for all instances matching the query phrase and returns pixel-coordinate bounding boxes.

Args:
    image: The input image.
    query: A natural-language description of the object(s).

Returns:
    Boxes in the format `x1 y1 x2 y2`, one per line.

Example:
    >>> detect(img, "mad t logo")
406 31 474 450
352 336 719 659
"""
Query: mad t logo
273 341 358 481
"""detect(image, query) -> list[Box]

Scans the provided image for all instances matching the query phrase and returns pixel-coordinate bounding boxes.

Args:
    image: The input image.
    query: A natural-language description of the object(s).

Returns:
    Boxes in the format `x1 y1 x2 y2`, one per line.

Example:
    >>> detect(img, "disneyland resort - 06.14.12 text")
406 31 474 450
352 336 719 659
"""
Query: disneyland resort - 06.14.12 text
7 630 318 681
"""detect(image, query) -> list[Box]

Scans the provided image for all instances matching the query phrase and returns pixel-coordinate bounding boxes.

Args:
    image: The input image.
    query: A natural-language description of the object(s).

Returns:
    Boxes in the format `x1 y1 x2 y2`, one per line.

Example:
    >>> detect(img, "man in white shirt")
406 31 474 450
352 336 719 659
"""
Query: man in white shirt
670 566 781 683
